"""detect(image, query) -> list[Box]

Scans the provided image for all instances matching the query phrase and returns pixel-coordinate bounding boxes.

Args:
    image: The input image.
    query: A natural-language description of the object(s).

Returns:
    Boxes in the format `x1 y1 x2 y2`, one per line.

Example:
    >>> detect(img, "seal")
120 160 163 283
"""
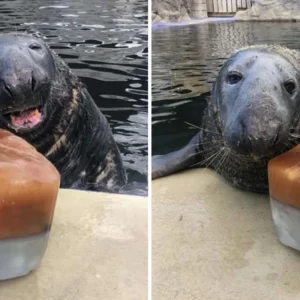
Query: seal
0 33 127 193
153 45 300 193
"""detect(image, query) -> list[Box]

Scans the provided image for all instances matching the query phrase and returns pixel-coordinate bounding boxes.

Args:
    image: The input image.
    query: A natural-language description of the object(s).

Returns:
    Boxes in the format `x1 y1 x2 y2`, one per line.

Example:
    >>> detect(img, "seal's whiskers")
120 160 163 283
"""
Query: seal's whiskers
289 133 300 138
205 147 226 170
187 144 219 158
190 147 224 168
214 148 230 174
189 140 223 148
184 121 219 134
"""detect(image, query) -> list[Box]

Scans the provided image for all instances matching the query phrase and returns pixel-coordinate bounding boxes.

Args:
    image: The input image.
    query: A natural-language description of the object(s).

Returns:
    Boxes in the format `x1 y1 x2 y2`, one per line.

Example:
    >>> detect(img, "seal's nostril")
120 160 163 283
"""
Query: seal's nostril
31 76 36 92
273 133 279 146
4 84 13 100
240 120 247 146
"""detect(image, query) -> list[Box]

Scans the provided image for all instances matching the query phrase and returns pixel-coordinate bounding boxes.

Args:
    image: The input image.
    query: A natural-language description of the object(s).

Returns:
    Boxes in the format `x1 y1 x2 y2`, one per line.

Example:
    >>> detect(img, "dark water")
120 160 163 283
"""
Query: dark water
152 21 300 156
0 0 148 196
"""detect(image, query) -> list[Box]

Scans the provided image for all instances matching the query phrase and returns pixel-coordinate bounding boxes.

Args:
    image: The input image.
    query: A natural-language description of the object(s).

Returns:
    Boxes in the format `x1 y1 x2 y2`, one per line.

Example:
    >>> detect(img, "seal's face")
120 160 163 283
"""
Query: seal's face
0 33 56 134
214 49 300 159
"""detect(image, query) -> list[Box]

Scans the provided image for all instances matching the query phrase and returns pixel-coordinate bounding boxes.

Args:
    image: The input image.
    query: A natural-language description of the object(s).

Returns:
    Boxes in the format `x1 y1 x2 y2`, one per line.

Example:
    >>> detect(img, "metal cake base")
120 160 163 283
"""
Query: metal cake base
0 232 49 280
271 197 300 252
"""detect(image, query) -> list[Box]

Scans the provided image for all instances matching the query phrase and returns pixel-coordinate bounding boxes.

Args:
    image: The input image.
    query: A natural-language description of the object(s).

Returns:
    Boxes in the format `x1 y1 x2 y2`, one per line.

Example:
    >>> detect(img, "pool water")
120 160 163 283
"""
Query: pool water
152 21 300 157
0 0 148 196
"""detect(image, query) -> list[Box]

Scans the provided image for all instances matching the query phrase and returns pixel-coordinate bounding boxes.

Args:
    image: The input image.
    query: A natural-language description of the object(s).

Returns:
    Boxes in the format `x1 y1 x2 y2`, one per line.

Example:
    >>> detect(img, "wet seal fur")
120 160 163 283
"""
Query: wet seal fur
0 33 126 193
153 45 300 193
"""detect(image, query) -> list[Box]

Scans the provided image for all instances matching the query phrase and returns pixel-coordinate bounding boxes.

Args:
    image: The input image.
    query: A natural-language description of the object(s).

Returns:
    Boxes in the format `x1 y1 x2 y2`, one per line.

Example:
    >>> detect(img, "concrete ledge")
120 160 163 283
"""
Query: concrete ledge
0 189 148 300
153 169 300 299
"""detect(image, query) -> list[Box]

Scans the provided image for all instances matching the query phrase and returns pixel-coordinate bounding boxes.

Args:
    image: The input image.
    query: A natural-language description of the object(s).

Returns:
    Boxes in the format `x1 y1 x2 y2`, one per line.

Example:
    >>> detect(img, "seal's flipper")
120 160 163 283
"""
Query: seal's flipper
152 133 202 180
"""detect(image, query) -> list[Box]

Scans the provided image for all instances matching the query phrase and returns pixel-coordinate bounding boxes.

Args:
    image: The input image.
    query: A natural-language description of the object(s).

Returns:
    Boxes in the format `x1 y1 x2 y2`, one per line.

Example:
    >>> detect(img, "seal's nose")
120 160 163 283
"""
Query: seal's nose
0 34 56 115
226 116 284 157
240 121 281 156
0 70 36 110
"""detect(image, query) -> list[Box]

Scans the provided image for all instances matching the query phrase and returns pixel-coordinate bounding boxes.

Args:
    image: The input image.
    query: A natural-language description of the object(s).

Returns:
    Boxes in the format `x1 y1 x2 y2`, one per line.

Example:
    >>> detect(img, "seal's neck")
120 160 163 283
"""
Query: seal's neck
21 52 127 192
38 86 126 192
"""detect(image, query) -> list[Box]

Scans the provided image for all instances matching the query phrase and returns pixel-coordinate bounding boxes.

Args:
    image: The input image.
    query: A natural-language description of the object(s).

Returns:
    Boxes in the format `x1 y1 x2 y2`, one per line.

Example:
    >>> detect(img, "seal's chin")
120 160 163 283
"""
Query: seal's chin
2 106 44 133
224 143 273 162
232 149 273 161
249 153 267 162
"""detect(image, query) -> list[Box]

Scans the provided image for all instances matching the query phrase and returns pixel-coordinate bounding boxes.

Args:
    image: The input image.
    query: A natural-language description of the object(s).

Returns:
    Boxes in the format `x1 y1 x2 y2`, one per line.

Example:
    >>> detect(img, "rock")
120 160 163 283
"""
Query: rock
152 13 165 22
236 0 300 21
152 0 206 22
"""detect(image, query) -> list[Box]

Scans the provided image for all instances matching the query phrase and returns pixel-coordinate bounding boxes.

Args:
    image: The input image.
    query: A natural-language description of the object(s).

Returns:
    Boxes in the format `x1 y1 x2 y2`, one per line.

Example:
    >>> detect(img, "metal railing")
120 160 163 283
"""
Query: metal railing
207 0 253 15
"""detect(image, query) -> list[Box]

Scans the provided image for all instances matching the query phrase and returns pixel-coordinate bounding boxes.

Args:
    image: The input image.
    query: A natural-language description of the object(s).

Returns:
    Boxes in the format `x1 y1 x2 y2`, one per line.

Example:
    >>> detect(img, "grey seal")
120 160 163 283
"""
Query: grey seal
0 33 127 193
153 45 300 193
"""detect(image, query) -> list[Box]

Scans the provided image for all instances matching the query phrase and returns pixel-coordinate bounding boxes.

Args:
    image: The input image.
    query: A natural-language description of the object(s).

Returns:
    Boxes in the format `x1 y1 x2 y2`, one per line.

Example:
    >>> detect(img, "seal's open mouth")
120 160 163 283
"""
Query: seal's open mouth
2 106 43 131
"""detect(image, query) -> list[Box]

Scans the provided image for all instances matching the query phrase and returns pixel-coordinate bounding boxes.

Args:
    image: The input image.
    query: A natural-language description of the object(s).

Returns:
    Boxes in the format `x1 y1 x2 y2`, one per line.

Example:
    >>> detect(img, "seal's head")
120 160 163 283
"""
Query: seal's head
211 45 300 159
0 33 57 134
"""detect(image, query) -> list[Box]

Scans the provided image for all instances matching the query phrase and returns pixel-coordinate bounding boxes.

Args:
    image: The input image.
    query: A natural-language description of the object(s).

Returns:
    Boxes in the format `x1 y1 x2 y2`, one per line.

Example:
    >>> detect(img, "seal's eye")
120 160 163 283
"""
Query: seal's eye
29 43 42 50
284 80 296 95
226 72 242 85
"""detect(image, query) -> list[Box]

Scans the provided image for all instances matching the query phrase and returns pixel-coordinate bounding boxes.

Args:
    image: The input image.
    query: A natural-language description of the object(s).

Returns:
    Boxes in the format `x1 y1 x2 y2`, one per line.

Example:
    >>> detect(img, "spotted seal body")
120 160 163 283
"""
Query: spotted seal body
0 33 126 193
153 45 300 193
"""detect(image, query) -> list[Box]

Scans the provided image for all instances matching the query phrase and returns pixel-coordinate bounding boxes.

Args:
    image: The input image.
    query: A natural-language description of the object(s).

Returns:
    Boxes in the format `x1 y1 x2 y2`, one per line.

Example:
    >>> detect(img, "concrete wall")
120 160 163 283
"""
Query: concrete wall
236 0 300 21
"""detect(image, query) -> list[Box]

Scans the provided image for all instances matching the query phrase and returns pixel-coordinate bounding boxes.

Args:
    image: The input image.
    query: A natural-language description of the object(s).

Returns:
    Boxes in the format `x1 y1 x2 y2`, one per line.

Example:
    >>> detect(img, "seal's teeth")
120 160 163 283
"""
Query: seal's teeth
8 108 40 118
9 112 20 118
8 107 43 130
32 108 39 116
